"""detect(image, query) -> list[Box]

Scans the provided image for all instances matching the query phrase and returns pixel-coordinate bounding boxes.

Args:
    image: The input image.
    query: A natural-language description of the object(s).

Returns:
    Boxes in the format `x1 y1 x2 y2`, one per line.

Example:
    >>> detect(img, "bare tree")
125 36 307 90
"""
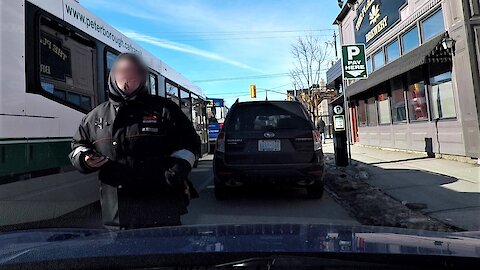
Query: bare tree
290 34 331 122
289 34 330 90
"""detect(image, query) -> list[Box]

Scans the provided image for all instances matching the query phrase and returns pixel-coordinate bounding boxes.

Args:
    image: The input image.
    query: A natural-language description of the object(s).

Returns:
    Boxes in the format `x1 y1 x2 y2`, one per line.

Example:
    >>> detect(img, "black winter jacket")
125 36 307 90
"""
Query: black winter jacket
69 91 200 229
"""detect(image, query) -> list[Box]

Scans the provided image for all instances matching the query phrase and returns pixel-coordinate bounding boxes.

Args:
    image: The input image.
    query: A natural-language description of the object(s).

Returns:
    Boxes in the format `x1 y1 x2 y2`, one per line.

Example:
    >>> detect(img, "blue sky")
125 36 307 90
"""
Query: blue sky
81 0 340 107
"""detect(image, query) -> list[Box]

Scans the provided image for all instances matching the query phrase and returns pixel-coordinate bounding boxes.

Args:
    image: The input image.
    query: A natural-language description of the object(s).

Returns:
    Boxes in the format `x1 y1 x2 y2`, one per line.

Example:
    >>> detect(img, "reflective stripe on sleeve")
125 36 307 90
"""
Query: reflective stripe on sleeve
72 146 91 157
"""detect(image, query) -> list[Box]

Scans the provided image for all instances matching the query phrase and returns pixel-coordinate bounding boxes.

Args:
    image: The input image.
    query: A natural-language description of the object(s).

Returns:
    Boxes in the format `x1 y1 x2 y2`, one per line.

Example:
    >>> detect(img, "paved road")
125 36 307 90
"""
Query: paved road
0 156 358 231
184 157 358 226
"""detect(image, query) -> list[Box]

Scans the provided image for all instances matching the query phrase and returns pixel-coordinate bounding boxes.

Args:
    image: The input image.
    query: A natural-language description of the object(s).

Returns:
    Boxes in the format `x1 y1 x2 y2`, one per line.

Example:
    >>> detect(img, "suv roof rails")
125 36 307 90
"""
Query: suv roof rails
229 98 240 109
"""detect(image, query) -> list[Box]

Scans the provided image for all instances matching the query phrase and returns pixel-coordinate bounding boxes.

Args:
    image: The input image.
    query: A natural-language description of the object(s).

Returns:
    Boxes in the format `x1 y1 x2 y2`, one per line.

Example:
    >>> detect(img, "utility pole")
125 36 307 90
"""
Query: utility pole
265 89 268 101
333 31 338 60
338 21 352 166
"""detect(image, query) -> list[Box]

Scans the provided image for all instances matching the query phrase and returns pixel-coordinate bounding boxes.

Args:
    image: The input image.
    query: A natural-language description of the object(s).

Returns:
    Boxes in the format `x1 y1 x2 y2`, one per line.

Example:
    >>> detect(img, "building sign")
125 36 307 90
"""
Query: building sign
39 31 72 81
341 44 368 79
354 0 406 46
206 98 224 107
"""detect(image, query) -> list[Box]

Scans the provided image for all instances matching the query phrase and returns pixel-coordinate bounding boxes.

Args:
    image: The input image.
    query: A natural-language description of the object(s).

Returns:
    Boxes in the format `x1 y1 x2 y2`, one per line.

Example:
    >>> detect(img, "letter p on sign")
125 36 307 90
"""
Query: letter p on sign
347 47 360 60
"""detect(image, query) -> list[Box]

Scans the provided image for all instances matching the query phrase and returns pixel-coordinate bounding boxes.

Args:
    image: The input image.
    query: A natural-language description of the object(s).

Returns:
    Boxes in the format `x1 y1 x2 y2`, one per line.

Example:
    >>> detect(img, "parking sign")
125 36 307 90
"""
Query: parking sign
342 44 368 80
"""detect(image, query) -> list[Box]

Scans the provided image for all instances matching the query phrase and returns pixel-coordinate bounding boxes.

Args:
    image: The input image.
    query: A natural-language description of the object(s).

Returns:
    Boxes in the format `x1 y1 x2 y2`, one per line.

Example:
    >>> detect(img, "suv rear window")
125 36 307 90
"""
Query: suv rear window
227 103 312 131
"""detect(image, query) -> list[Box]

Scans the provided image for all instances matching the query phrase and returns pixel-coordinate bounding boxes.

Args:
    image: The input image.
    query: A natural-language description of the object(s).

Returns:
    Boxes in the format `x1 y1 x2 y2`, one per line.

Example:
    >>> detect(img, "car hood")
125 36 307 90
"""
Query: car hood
0 224 479 265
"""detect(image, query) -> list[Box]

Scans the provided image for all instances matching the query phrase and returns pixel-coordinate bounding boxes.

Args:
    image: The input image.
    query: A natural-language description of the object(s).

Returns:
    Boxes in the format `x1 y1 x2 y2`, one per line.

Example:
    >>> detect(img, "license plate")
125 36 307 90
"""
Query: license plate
258 140 281 152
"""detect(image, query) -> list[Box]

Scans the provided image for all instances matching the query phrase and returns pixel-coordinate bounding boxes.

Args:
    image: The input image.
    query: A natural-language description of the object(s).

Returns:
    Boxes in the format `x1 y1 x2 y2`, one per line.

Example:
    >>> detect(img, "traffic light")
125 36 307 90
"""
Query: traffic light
250 84 257 98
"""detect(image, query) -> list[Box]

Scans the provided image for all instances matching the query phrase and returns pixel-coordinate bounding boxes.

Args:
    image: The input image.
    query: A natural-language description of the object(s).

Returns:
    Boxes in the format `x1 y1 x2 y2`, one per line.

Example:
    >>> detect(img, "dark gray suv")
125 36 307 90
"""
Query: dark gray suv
213 101 325 200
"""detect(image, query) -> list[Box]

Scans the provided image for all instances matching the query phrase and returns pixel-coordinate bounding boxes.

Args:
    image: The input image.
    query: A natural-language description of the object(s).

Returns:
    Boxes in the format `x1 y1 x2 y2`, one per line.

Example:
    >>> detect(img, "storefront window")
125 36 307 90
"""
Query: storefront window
357 100 367 126
366 97 378 126
390 79 407 122
407 81 428 121
430 72 456 119
180 89 192 120
367 57 373 74
402 26 419 53
421 9 445 41
386 40 400 63
166 82 179 105
373 50 384 70
377 93 391 125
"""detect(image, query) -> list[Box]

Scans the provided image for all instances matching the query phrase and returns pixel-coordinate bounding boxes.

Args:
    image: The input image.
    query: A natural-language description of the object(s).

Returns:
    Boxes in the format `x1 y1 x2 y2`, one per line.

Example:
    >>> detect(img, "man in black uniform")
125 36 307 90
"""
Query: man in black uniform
69 53 200 229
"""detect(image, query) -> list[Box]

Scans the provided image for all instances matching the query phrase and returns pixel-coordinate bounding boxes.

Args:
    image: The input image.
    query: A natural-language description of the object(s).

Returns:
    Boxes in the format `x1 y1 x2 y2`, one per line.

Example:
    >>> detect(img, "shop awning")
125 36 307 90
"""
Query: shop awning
346 32 452 98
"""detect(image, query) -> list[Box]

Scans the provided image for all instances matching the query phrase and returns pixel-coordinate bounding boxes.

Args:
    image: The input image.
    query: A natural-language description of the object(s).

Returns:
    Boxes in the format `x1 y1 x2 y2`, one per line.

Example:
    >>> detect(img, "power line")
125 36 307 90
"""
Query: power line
133 29 337 35
212 91 257 96
129 29 337 41
219 93 253 97
162 35 333 42
193 70 328 83
207 83 293 97
268 83 293 90
193 73 290 83
258 88 289 96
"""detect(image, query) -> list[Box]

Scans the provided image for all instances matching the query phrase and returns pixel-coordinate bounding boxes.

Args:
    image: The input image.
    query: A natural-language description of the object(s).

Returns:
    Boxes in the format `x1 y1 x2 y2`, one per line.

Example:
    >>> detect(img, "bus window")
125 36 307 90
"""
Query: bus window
192 95 208 153
180 89 192 120
166 81 179 105
38 16 96 112
149 73 157 95
192 94 201 129
199 99 209 148
192 94 202 134
105 50 118 93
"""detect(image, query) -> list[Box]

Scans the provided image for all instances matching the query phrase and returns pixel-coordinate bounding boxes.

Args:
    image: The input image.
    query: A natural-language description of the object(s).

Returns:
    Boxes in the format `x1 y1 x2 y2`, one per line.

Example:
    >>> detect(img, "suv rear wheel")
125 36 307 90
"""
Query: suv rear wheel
306 181 324 199
214 179 229 200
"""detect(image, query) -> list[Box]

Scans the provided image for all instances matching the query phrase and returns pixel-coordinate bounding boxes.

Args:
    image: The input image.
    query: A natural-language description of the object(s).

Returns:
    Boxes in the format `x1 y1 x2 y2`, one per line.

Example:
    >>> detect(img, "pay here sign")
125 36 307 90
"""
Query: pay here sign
342 44 368 80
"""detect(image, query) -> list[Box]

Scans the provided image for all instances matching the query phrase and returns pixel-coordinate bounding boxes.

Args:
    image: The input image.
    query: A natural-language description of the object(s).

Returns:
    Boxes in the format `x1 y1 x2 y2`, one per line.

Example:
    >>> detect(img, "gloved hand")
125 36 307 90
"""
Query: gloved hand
164 157 192 190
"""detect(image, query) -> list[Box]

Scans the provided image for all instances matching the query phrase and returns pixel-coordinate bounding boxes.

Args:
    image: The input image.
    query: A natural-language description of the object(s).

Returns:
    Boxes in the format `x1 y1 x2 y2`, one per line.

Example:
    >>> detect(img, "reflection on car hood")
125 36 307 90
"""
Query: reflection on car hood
0 224 479 265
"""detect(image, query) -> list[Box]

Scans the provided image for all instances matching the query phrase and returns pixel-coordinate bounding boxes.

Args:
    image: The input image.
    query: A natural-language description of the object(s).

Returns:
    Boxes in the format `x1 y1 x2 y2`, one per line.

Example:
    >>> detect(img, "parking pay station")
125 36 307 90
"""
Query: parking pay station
331 103 348 167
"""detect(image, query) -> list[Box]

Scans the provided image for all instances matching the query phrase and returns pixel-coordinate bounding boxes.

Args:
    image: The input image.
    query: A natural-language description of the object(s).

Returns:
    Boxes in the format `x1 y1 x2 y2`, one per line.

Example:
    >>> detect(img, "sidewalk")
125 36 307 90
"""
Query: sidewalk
323 141 480 231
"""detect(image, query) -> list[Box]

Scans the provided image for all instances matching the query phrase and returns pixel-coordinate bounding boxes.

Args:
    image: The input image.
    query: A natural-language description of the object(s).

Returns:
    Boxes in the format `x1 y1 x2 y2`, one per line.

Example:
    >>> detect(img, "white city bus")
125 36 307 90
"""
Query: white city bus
0 0 209 225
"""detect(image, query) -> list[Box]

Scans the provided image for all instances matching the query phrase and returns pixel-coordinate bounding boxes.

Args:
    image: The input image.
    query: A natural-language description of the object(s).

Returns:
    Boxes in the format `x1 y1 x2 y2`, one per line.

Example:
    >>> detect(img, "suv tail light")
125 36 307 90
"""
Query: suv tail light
313 130 322 151
216 132 225 153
